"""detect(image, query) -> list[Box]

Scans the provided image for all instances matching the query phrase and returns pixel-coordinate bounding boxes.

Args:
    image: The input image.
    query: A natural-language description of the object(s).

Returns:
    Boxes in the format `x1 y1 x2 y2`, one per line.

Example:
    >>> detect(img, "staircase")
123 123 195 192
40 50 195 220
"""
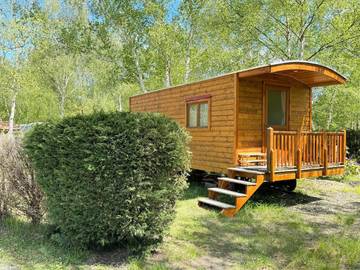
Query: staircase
198 167 265 217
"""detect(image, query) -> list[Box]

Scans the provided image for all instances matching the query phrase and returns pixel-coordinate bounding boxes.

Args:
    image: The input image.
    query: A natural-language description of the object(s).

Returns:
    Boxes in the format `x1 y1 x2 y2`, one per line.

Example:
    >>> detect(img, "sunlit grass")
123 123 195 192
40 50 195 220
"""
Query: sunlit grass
0 180 359 269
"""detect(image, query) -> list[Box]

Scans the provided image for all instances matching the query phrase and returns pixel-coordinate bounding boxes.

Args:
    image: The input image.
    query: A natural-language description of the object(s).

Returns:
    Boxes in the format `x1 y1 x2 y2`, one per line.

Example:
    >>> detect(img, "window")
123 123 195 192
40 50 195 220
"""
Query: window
186 100 209 128
266 86 289 128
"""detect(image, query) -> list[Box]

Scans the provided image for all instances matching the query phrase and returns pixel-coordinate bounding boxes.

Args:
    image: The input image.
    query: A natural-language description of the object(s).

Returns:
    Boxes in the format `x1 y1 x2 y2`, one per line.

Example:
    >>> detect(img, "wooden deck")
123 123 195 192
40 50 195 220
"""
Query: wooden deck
265 128 346 181
199 129 346 217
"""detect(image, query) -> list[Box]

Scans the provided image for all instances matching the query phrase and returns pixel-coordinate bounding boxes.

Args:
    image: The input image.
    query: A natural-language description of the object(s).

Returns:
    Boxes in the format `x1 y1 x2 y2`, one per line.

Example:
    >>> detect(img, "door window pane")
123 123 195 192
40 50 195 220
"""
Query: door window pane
199 103 208 127
188 104 198 127
268 89 287 126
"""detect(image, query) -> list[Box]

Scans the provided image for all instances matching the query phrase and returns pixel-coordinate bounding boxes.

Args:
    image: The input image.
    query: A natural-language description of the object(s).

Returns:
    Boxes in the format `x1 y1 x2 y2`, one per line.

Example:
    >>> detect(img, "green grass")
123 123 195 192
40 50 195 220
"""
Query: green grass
0 180 359 269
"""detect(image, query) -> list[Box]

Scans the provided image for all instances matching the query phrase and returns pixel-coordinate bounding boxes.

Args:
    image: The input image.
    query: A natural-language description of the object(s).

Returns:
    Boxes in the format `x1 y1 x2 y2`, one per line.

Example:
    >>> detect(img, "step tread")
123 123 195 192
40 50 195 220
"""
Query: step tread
208 187 246 197
239 159 267 163
218 177 256 186
198 197 235 209
228 167 266 175
238 152 266 157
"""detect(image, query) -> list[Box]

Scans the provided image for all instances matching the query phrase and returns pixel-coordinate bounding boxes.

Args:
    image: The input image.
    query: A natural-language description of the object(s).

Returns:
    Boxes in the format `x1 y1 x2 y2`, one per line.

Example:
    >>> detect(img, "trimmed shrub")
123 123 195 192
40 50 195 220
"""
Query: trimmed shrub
347 130 360 162
24 111 190 249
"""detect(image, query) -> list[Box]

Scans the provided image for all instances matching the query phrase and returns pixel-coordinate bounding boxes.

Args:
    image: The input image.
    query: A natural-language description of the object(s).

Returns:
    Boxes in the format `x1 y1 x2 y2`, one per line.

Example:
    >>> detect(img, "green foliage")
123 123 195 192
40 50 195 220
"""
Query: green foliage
24 111 191 249
344 160 360 178
0 0 359 130
347 130 360 162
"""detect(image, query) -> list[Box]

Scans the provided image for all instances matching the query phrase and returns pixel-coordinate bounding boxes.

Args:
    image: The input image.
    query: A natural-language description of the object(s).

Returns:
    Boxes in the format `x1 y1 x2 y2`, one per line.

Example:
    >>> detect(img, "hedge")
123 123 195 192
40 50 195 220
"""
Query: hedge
24 111 191 249
347 129 360 162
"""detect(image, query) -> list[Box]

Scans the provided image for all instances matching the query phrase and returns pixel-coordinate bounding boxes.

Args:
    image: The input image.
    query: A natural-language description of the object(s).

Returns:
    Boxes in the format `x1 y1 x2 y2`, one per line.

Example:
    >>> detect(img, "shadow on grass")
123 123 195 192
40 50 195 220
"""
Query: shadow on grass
175 183 358 269
0 217 134 268
0 217 87 268
183 180 321 207
181 181 208 200
252 184 321 207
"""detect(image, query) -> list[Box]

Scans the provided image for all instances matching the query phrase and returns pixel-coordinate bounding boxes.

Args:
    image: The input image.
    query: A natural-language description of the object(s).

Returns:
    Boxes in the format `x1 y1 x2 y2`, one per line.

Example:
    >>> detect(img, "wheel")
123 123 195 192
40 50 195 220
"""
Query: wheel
281 180 297 192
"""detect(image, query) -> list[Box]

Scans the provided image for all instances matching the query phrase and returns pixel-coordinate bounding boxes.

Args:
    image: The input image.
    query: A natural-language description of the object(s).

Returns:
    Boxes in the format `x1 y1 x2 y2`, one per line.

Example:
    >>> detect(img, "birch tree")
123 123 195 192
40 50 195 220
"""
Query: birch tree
0 1 35 133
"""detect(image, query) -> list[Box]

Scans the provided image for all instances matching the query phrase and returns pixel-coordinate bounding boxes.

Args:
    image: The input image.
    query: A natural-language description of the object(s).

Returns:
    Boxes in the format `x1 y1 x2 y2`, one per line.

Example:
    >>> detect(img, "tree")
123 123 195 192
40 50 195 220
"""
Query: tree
0 1 38 133
224 0 360 61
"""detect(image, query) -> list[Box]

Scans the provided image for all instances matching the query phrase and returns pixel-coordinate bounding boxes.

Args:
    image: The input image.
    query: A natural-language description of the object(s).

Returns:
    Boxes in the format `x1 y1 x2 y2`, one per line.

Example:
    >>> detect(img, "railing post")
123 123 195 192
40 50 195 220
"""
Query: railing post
267 127 274 175
270 149 275 181
295 130 302 179
343 129 347 164
322 132 328 176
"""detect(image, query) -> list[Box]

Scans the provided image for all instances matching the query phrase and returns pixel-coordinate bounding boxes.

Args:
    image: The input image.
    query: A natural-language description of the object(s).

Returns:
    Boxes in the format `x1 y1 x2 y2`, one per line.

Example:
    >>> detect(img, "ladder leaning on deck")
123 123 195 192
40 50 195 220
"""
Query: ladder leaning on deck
198 167 265 217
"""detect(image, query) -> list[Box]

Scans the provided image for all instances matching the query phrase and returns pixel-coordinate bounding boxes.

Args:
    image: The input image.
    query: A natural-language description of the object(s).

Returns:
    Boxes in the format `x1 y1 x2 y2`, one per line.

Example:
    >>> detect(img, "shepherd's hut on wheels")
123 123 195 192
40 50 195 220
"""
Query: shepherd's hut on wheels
129 61 347 217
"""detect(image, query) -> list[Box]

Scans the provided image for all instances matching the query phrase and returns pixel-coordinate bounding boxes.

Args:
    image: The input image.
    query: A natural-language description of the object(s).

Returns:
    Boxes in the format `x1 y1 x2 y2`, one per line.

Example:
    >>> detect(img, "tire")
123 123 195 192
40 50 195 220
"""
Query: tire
281 180 297 192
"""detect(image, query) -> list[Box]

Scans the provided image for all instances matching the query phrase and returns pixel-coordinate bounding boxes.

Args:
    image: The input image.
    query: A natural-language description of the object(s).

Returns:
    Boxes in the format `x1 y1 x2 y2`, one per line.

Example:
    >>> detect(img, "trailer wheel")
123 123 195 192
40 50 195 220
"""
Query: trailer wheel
282 180 297 192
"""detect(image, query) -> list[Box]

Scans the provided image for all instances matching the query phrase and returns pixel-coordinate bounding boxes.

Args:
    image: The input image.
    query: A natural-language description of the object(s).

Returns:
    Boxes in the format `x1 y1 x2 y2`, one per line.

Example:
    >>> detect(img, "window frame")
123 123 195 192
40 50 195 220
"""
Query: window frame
185 96 211 130
265 84 290 130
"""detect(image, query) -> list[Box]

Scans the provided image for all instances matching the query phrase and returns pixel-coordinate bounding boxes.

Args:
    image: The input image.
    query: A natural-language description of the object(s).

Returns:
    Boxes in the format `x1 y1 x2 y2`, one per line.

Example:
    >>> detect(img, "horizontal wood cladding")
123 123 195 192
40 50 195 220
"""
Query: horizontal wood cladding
130 75 235 173
237 77 311 152
237 80 263 151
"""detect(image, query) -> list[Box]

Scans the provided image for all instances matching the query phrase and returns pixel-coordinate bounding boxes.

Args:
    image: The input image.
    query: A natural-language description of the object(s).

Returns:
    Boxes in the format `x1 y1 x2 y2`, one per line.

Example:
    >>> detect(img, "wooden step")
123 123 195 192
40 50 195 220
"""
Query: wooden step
238 152 266 157
228 167 265 175
239 159 267 163
208 187 246 197
218 177 256 186
198 197 235 209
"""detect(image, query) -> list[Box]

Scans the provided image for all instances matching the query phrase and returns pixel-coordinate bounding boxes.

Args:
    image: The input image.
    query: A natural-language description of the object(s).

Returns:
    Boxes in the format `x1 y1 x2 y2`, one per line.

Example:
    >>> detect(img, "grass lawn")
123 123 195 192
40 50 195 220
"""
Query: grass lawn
0 176 359 270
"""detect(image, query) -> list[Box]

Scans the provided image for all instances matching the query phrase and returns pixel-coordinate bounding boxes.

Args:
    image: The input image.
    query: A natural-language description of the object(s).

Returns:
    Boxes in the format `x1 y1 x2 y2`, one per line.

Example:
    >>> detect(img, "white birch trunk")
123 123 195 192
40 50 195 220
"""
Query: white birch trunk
117 94 123 112
164 57 171 87
184 28 193 82
132 47 146 93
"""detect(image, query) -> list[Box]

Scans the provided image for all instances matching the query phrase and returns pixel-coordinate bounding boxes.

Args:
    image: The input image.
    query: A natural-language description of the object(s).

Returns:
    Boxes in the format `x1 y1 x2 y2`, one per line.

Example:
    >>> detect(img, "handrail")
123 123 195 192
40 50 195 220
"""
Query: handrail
267 128 346 180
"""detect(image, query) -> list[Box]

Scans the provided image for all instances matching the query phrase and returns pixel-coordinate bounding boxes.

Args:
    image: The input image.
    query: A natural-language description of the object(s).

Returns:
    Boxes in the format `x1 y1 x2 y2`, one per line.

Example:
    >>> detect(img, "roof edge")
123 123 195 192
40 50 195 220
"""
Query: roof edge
131 60 347 99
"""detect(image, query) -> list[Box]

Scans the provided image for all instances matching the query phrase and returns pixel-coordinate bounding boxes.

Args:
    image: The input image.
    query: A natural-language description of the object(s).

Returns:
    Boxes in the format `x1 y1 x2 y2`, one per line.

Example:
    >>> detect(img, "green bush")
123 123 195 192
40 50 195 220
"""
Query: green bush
347 130 360 162
24 111 190 249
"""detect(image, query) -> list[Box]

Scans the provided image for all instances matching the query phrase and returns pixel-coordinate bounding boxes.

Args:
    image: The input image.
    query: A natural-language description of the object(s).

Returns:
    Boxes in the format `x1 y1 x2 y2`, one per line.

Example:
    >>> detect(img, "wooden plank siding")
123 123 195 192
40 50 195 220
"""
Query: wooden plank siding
130 75 236 173
236 77 311 153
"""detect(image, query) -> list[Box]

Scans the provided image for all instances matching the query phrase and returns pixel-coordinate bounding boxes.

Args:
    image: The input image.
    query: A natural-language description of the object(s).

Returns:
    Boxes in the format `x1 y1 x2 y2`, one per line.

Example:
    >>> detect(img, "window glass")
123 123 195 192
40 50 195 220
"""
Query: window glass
199 103 208 127
188 103 198 127
268 89 287 126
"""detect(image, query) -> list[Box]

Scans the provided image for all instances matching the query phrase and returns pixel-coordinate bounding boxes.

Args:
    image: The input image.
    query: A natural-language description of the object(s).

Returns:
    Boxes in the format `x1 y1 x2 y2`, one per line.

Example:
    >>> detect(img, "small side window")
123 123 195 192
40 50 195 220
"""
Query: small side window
199 103 208 127
188 104 198 127
186 100 209 128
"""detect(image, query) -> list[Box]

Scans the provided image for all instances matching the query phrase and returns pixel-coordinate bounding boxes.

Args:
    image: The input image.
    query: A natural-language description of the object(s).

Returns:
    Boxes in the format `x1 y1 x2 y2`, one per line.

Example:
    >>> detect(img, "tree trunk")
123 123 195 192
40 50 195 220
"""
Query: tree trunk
117 94 123 112
132 47 146 93
164 57 172 87
8 92 17 135
184 28 193 82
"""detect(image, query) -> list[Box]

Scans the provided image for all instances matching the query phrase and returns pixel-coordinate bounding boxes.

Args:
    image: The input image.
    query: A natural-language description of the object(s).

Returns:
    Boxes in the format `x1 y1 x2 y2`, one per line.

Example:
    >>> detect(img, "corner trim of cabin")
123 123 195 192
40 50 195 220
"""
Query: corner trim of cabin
129 96 132 112
233 74 240 164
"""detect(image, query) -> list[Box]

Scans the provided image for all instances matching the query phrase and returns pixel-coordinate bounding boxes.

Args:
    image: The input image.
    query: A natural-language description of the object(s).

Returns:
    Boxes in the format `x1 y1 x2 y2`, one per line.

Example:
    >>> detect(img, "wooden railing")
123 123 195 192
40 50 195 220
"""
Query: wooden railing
267 128 346 179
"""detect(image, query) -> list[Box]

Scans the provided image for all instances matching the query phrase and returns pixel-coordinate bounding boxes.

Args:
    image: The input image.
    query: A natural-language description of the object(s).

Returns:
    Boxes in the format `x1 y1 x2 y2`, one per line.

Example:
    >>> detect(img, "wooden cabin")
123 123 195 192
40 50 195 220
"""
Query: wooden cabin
129 61 347 217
